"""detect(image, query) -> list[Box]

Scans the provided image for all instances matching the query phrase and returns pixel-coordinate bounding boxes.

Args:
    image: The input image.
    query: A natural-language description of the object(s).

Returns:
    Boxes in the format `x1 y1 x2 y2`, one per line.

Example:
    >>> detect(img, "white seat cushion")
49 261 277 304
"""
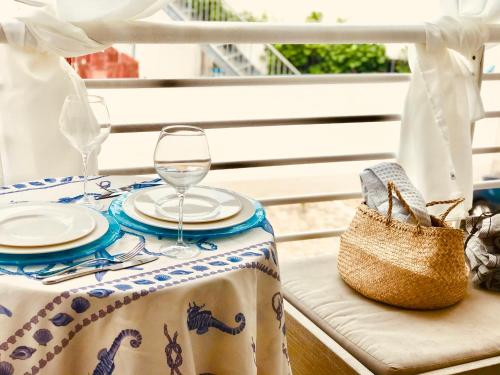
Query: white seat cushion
282 251 500 374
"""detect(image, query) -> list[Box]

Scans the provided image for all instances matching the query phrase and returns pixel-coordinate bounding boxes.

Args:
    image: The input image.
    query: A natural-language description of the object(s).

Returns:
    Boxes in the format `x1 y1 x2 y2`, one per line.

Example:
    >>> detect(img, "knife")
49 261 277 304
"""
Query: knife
42 256 159 285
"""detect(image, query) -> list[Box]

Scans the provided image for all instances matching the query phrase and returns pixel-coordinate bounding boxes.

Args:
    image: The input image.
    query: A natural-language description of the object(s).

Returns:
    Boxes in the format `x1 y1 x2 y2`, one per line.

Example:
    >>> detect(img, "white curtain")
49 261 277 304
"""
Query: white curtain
0 0 165 185
398 0 500 218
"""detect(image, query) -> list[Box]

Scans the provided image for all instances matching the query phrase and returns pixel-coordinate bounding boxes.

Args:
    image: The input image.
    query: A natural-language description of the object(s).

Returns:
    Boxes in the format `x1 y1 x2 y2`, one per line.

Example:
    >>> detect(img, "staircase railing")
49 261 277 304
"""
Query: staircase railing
164 0 300 76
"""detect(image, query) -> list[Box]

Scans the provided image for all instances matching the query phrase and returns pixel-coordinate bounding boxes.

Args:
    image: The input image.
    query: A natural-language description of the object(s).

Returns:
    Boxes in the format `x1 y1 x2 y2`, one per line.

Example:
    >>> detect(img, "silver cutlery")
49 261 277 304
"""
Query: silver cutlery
95 193 122 201
95 181 163 200
35 239 145 279
95 183 134 200
42 256 158 285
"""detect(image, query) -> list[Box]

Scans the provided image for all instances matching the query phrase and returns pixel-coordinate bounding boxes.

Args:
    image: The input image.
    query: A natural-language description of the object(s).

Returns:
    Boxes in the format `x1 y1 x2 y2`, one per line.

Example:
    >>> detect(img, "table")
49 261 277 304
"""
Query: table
0 176 291 375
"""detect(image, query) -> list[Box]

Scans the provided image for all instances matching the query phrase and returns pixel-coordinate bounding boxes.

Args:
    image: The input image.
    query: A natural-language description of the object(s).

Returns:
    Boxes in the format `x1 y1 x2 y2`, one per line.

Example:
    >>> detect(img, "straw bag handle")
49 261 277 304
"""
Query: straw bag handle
386 181 423 232
387 181 465 230
426 198 465 222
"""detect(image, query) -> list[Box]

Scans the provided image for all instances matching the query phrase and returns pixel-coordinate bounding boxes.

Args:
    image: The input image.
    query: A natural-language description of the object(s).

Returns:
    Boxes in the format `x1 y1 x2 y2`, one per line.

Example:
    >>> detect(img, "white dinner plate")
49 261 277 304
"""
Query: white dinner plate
0 203 96 247
123 186 256 231
134 186 242 223
0 208 109 255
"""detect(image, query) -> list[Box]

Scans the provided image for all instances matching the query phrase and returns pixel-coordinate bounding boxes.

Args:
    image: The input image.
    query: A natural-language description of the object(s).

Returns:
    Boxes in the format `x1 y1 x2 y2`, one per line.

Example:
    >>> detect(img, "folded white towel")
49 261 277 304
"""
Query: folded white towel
360 162 432 227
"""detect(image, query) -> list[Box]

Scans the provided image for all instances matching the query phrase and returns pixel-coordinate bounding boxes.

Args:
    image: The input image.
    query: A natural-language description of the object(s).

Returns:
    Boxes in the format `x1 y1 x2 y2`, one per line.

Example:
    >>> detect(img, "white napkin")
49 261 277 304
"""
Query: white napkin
398 0 500 219
360 162 432 227
0 0 165 185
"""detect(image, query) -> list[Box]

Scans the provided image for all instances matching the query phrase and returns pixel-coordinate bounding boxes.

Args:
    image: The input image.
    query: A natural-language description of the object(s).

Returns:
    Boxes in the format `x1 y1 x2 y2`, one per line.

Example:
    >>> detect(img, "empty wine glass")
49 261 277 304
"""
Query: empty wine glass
154 126 211 259
59 95 111 209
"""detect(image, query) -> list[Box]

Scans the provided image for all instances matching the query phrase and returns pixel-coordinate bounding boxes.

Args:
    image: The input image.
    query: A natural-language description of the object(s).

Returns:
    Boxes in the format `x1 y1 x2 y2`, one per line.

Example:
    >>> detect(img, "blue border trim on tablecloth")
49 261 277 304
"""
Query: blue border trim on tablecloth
108 193 266 240
0 176 107 196
0 213 121 266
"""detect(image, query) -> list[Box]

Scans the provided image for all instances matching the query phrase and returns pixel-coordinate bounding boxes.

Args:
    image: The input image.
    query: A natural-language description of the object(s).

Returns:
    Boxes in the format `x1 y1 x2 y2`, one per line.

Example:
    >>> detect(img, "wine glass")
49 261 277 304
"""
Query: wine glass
154 126 211 259
59 95 111 209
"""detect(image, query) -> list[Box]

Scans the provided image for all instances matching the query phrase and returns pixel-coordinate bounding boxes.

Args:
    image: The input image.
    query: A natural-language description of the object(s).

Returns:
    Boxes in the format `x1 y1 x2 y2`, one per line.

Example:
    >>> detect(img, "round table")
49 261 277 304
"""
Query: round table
0 176 290 375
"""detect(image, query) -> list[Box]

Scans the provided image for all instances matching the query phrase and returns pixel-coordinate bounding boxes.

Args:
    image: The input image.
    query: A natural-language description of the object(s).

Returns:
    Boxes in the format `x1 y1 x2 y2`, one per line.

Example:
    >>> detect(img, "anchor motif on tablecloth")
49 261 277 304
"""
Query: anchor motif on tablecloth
93 329 142 375
187 302 246 335
164 323 183 375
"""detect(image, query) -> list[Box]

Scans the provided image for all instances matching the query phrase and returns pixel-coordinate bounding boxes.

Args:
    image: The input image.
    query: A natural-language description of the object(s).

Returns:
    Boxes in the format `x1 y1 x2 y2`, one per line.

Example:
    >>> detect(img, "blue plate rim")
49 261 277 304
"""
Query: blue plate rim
109 191 266 239
0 213 122 266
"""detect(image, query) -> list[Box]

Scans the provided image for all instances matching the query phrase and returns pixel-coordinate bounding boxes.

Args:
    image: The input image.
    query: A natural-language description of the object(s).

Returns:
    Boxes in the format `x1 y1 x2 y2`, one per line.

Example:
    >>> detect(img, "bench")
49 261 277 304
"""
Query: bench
282 251 500 375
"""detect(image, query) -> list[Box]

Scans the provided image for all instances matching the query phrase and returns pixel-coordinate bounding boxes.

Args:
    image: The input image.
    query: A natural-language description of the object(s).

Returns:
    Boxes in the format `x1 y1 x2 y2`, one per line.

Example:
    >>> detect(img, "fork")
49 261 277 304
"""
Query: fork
35 238 145 279
95 180 163 200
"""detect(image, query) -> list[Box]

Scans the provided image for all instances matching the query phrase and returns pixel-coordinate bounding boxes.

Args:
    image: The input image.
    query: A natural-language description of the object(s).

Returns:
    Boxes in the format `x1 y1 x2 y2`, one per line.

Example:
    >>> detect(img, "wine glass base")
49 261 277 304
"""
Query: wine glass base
161 244 200 259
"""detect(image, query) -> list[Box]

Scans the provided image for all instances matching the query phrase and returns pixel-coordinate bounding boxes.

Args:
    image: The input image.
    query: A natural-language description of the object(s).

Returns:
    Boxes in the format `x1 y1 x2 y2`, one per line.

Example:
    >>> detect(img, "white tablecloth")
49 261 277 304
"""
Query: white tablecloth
0 176 291 375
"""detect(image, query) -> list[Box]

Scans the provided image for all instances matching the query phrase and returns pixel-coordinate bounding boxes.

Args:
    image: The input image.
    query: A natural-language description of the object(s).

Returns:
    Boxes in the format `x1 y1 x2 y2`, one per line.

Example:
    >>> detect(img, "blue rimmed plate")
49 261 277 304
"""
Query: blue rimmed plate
109 192 266 240
0 214 121 266
0 202 97 247
0 206 108 255
124 186 255 231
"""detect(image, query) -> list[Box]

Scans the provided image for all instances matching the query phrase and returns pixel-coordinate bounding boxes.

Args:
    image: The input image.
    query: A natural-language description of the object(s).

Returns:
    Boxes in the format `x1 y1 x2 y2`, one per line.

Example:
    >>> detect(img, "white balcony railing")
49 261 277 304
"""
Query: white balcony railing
2 21 500 242
3 21 500 44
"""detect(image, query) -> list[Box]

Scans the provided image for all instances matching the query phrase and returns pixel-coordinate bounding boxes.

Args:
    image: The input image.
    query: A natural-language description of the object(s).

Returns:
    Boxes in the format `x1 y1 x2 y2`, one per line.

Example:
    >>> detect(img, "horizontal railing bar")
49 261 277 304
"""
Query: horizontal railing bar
79 22 426 44
85 74 411 89
3 21 500 46
473 146 500 154
214 153 396 169
474 179 500 190
76 176 499 244
274 178 500 242
83 73 500 90
99 146 500 176
100 167 153 176
260 191 362 206
110 115 401 133
99 152 396 175
265 178 500 211
485 111 500 119
56 22 433 44
275 228 347 243
110 111 500 134
484 73 500 81
3 22 500 44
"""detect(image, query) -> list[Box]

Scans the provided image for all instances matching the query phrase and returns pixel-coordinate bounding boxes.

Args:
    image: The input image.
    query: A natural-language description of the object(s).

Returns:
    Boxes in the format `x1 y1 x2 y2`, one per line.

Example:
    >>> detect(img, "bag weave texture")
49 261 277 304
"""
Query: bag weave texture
338 182 468 310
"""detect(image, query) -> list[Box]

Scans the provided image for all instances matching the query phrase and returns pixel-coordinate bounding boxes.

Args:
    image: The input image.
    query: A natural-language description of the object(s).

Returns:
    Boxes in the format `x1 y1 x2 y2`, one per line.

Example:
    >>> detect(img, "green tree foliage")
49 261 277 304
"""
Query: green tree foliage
187 2 410 74
273 43 390 74
306 11 323 22
273 12 410 74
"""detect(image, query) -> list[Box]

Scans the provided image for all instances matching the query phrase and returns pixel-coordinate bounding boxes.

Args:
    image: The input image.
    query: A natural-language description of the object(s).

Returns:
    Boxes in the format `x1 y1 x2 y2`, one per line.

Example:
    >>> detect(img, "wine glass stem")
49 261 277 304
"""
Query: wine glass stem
177 192 185 246
81 152 90 203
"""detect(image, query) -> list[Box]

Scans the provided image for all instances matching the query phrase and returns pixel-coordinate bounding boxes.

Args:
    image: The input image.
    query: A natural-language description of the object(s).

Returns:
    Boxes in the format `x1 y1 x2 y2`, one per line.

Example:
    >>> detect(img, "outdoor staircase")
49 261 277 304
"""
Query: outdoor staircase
164 0 300 76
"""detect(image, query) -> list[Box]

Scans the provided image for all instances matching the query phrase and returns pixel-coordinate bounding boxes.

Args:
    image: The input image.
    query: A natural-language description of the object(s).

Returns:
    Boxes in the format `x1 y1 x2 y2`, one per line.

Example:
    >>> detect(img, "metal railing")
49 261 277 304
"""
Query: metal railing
165 0 300 75
37 22 500 44
88 72 500 243
2 21 499 243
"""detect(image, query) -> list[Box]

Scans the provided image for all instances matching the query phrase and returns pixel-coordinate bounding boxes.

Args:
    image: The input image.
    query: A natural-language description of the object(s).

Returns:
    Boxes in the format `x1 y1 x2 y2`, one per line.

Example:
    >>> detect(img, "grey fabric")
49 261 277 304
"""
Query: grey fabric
360 162 432 227
465 214 500 290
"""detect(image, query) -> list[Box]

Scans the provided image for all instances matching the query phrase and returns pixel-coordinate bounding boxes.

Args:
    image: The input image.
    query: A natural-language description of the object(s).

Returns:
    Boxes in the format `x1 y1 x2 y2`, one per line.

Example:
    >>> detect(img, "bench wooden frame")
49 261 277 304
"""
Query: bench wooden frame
285 301 500 375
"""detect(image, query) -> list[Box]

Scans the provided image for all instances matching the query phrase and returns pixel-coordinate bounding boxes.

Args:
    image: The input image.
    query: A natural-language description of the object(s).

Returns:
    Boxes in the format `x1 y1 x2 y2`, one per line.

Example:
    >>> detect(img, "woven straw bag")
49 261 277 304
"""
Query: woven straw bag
338 181 468 310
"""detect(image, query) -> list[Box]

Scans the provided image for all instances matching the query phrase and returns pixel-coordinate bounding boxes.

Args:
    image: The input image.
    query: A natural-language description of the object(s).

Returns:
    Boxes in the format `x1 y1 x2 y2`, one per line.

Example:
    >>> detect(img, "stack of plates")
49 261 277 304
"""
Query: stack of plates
0 203 118 265
110 185 265 239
